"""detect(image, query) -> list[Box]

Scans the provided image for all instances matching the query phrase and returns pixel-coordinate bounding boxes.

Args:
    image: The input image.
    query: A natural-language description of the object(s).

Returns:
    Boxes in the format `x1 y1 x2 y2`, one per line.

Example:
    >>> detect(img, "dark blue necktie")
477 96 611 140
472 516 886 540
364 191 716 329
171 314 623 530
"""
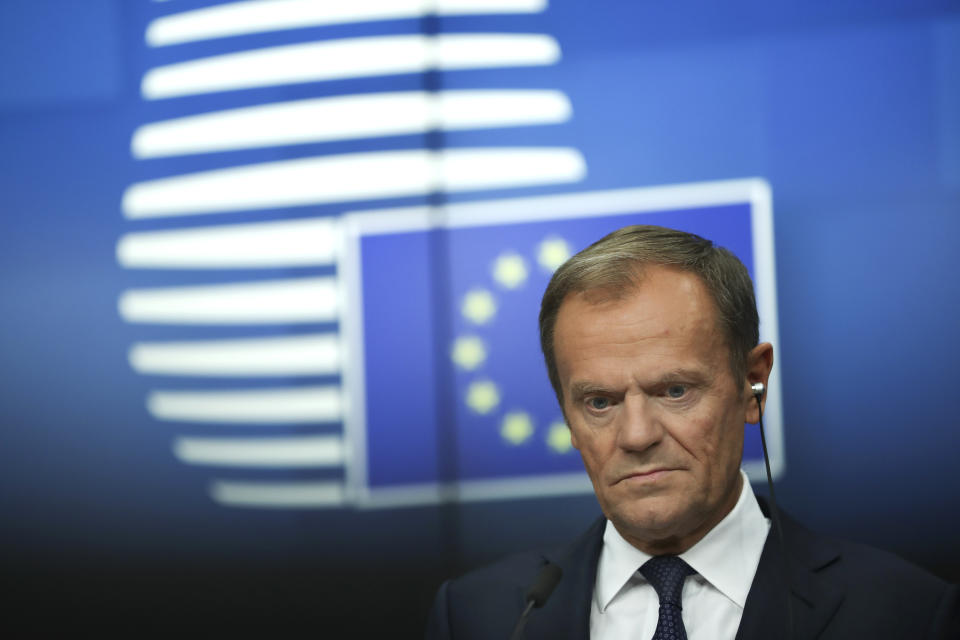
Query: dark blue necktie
640 556 695 640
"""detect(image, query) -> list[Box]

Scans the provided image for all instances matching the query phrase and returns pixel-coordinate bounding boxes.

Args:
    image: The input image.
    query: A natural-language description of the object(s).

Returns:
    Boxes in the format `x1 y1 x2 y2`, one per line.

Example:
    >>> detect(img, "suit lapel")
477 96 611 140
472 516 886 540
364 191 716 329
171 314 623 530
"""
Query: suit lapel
737 500 845 640
516 501 847 640
524 517 606 640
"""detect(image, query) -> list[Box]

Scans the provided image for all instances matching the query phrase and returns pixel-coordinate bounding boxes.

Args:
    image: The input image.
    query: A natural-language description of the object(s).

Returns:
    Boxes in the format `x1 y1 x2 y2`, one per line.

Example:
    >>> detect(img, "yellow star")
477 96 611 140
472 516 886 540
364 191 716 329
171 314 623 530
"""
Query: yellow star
451 336 487 371
492 252 529 289
546 420 573 453
537 236 572 272
501 411 534 445
461 288 497 325
466 380 500 414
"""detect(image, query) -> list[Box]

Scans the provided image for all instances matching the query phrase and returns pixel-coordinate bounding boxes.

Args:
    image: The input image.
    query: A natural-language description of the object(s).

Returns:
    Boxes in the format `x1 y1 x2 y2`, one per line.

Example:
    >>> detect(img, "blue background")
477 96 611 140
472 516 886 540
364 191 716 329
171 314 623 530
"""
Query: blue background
1 0 958 634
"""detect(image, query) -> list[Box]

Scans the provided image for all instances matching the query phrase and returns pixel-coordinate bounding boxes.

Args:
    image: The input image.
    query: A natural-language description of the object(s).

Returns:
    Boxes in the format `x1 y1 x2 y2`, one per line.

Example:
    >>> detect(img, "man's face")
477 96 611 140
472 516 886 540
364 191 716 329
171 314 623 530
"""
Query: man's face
553 265 757 553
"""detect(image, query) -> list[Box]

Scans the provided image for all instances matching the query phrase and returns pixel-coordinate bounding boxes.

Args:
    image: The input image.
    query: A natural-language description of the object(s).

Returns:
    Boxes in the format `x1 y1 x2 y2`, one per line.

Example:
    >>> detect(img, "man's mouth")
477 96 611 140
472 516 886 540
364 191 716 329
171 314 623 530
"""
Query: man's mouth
615 468 674 485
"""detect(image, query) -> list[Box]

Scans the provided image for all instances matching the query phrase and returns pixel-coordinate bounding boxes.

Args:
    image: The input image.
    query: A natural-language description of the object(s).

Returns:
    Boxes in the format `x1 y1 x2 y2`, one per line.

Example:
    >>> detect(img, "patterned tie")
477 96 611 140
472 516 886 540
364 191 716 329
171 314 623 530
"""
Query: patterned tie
640 556 695 640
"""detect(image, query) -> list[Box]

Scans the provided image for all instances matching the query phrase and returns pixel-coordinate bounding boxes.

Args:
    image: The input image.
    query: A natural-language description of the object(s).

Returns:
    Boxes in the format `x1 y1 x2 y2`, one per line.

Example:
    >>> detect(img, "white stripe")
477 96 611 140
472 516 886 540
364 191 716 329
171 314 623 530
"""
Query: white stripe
141 34 560 99
346 179 773 234
122 147 585 218
210 480 345 508
350 473 592 508
147 0 547 47
174 435 344 467
129 333 340 377
440 90 571 130
131 90 572 158
747 179 785 481
442 147 584 191
116 217 338 269
149 385 342 423
118 277 338 324
337 217 370 511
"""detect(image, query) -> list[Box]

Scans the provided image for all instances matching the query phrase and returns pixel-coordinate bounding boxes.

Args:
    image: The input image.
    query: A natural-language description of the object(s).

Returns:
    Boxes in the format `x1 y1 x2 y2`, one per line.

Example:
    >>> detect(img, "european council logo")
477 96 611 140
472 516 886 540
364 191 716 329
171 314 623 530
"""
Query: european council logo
116 0 782 510
117 0 585 509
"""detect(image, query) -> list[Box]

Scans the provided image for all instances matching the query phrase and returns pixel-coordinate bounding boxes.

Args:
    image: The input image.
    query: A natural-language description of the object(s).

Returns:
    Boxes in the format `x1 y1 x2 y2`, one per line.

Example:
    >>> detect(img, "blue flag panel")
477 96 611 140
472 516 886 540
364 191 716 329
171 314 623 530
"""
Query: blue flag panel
344 182 781 507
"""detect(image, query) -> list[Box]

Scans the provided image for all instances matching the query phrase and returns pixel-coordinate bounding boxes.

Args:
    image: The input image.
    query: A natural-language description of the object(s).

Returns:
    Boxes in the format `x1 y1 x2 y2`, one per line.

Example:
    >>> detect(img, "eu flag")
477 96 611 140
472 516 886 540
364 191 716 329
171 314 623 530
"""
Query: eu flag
341 181 781 507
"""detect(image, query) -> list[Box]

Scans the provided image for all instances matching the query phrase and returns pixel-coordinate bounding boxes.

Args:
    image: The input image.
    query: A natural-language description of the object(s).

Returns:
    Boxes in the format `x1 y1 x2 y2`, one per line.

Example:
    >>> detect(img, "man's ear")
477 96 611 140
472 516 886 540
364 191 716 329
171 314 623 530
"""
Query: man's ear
744 342 774 424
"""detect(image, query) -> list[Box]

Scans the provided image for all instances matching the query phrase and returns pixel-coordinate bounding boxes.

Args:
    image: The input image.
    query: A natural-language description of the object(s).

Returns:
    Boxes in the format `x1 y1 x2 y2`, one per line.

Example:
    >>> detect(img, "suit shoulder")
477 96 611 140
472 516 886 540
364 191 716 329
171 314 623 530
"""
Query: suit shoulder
427 548 558 640
426 517 605 640
448 547 556 598
826 535 949 590
809 532 958 635
778 504 948 594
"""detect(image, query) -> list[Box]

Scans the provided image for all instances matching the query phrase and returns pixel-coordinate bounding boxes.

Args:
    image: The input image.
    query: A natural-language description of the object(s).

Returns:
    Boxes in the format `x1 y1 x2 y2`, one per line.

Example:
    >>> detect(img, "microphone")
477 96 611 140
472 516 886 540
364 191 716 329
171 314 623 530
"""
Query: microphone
509 563 562 640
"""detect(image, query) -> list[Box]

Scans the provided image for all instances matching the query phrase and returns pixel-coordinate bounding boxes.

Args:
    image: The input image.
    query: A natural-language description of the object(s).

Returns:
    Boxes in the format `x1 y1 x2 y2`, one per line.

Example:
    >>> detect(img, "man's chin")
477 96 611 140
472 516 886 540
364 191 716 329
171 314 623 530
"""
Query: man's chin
607 502 692 549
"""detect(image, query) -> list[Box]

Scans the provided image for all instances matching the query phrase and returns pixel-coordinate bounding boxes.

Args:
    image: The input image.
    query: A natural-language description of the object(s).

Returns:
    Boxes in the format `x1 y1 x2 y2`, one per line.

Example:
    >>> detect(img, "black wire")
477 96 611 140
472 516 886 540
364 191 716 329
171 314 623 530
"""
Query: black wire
756 391 795 637
756 397 784 550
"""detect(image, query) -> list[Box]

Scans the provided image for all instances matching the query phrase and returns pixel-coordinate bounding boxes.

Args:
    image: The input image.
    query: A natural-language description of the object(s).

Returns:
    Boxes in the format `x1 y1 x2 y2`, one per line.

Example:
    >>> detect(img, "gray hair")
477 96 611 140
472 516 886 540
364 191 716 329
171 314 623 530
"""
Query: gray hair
539 225 759 404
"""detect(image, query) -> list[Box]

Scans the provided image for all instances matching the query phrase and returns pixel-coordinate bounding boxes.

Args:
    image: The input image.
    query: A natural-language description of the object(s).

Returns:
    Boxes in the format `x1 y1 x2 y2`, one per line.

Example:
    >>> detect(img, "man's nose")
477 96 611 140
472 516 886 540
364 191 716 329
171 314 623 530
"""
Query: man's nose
615 394 664 452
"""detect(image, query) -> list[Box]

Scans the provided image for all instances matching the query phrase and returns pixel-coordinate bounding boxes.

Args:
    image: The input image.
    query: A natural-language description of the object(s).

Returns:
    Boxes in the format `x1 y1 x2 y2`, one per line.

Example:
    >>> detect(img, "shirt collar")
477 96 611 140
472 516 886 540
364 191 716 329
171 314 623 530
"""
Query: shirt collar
594 470 770 612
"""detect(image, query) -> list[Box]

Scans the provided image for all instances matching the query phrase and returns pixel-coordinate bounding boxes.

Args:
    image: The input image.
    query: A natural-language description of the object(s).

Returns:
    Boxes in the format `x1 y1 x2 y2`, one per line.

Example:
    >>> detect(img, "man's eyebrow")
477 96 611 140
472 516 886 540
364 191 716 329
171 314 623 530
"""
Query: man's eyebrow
650 368 710 386
567 382 611 399
567 369 711 398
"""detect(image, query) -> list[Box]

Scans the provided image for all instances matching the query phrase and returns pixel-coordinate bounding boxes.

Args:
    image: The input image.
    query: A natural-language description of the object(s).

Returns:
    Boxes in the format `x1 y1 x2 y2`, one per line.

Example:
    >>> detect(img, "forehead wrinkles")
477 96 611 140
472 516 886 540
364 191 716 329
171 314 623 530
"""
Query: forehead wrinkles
580 266 717 321
554 270 727 381
564 273 716 339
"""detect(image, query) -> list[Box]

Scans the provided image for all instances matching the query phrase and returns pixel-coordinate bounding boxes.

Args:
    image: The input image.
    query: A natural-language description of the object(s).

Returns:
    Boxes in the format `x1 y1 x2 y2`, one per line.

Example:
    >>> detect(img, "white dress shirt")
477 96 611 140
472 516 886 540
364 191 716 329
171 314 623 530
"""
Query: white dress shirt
590 470 770 640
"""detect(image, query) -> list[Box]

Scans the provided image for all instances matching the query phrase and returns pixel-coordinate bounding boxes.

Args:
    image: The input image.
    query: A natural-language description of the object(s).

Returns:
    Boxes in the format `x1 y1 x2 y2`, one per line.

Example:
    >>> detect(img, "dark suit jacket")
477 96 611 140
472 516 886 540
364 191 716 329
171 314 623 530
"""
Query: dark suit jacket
426 501 959 639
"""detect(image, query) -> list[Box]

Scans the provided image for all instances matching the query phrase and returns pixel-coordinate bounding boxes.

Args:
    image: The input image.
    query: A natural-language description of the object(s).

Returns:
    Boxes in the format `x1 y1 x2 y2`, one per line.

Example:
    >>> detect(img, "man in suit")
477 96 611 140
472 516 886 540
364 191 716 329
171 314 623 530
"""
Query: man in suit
426 225 958 639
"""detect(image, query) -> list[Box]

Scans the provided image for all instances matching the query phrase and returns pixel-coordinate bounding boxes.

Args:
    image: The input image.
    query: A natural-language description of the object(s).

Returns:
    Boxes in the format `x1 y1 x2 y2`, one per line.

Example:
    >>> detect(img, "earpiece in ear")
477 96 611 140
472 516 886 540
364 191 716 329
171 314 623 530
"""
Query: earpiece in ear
750 382 765 399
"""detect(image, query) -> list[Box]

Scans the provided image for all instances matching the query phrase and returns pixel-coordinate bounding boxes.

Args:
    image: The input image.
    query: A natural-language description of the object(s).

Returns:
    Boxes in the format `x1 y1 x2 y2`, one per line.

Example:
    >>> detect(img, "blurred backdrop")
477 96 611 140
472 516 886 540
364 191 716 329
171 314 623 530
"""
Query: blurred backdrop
1 0 958 635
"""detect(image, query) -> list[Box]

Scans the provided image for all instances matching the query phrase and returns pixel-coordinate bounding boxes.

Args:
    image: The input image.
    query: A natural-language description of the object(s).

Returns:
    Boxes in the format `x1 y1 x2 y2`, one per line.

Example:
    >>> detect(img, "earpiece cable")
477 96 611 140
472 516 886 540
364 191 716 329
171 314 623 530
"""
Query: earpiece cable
755 387 795 636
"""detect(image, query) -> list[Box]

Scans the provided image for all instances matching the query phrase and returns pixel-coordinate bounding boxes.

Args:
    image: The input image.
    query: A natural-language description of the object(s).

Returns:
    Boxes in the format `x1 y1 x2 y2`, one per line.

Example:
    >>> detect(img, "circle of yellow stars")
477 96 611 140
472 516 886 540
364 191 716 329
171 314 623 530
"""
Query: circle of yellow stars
453 236 576 453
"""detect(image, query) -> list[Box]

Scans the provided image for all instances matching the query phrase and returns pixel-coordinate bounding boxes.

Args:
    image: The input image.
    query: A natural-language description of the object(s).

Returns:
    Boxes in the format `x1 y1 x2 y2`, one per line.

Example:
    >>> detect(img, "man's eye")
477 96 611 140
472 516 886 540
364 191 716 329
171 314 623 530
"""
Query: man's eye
666 385 687 399
587 397 610 410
